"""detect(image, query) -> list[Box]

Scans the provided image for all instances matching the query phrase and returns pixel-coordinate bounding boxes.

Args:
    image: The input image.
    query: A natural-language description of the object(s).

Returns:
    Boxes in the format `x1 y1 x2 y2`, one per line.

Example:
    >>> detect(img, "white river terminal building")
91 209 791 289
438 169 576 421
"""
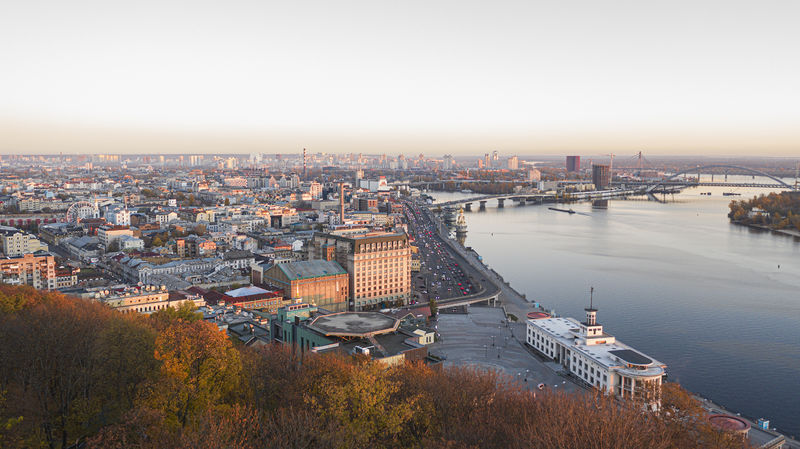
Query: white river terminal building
526 305 666 408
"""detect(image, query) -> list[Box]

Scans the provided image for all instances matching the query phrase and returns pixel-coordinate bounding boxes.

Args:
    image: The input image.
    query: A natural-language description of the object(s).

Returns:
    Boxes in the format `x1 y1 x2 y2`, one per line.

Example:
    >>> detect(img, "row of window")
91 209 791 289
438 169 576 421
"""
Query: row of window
356 287 408 297
356 294 406 306
358 241 407 252
528 326 610 391
572 354 607 389
355 251 408 260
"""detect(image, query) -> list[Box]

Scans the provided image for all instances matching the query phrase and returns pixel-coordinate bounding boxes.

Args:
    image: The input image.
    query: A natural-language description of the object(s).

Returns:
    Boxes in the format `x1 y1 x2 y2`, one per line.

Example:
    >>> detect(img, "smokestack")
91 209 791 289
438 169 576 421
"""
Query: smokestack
339 183 345 224
303 148 307 179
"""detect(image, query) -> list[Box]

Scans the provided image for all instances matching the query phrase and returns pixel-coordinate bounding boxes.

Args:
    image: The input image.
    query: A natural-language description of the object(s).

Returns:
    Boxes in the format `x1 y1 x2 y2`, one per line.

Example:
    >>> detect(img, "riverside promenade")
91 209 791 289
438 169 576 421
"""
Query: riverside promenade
422 203 548 326
421 200 799 449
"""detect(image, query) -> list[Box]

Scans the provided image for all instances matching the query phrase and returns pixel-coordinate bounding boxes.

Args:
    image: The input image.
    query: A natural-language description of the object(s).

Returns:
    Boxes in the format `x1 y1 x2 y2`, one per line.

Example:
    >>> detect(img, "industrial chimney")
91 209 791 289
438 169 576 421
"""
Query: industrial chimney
339 183 345 224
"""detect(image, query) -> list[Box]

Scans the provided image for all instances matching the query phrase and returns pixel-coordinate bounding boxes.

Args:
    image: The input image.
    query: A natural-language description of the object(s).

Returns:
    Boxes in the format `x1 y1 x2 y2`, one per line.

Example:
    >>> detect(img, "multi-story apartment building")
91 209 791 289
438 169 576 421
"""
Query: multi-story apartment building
0 252 57 290
1 228 49 257
16 197 69 212
38 223 84 245
55 265 79 289
105 206 131 226
507 155 519 170
311 231 411 311
154 211 179 226
97 225 134 249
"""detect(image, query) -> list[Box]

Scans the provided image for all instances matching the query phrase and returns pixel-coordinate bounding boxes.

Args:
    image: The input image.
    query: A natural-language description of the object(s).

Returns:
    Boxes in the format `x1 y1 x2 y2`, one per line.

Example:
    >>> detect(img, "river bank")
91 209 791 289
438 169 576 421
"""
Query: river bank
425 187 800 439
731 220 800 239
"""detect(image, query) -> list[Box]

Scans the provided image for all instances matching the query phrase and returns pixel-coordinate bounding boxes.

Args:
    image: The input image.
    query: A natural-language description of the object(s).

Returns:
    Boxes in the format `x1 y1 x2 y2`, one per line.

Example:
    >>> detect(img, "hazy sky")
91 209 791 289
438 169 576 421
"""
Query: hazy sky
1 0 799 155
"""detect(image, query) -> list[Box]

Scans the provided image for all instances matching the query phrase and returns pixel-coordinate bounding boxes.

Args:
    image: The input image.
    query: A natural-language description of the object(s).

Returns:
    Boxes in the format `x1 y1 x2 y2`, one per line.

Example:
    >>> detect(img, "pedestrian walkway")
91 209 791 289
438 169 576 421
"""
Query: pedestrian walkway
430 306 580 393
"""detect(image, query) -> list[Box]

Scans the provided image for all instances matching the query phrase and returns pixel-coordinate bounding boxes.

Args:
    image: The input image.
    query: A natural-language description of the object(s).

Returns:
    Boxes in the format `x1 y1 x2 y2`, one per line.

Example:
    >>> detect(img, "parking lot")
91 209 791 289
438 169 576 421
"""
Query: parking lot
429 306 581 394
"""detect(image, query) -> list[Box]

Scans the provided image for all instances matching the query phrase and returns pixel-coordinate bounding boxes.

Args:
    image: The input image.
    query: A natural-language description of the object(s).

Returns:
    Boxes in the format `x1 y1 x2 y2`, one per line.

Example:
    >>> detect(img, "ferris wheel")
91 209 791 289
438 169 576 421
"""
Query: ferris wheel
66 201 99 224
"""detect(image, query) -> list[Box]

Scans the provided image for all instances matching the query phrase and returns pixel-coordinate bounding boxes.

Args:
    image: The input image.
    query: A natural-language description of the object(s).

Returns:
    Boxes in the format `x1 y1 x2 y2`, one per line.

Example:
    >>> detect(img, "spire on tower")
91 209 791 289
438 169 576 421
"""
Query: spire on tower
585 287 598 326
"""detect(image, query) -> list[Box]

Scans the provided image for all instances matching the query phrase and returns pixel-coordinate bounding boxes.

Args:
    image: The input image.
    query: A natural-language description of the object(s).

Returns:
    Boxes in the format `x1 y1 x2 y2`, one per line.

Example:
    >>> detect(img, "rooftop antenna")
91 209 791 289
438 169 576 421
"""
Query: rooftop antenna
585 286 597 326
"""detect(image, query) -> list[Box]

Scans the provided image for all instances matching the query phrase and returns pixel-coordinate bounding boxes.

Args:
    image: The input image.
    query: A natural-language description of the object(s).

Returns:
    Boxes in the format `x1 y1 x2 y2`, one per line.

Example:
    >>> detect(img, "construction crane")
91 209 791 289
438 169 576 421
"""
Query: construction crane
795 162 799 190
605 153 615 179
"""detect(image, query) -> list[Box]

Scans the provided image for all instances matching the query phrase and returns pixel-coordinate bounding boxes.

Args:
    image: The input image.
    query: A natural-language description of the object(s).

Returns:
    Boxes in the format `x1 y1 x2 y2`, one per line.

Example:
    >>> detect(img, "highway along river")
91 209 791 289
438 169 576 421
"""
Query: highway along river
430 183 800 438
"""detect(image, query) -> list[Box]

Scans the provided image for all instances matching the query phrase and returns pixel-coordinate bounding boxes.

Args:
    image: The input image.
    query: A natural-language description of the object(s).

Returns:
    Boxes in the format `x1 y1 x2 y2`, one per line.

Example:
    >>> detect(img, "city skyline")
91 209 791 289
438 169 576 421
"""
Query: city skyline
2 0 799 155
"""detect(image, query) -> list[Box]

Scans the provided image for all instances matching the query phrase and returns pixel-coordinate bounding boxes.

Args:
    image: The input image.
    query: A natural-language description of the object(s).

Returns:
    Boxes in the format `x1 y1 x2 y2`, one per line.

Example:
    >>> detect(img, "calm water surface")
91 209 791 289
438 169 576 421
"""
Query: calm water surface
431 184 800 437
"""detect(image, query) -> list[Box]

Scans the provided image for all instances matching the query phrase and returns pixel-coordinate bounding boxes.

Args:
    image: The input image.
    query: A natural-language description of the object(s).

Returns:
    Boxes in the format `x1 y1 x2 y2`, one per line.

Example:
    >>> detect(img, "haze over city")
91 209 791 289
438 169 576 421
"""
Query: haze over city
3 2 800 448
2 0 799 155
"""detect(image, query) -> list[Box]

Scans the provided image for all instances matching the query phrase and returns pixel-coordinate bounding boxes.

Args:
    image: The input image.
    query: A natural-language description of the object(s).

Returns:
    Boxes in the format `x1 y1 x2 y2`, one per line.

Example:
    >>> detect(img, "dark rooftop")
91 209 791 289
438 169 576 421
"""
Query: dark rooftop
609 349 653 366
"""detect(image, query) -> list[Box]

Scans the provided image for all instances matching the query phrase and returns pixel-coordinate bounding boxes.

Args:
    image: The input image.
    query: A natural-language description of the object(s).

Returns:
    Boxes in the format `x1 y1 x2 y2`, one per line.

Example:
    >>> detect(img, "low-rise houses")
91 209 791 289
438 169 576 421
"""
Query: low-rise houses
106 250 255 285
199 285 285 313
67 284 206 314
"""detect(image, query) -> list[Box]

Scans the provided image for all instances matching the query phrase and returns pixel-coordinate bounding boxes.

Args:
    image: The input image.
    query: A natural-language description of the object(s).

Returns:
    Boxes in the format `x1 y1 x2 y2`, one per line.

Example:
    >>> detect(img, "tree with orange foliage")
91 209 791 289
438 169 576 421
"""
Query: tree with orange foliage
303 355 421 449
144 319 242 427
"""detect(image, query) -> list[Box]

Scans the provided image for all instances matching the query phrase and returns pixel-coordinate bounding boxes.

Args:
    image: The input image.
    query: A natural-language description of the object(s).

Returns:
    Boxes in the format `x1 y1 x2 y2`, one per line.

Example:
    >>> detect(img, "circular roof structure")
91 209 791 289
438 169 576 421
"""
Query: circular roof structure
527 312 551 319
308 312 400 338
708 414 750 434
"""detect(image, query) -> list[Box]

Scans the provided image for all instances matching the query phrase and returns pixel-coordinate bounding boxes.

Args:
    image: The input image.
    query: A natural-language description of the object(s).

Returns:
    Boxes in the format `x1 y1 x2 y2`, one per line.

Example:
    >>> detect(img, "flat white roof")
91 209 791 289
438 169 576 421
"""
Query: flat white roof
528 317 665 377
226 286 272 297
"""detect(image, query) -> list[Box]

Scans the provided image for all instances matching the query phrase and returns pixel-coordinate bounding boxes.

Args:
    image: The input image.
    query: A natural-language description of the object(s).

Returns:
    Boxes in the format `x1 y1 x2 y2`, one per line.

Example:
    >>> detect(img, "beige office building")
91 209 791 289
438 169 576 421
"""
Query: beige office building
311 231 411 311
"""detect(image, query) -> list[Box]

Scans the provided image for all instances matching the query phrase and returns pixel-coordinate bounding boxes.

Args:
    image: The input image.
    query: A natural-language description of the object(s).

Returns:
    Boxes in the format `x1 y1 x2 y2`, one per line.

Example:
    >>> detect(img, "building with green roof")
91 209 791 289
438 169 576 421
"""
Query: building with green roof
261 260 349 312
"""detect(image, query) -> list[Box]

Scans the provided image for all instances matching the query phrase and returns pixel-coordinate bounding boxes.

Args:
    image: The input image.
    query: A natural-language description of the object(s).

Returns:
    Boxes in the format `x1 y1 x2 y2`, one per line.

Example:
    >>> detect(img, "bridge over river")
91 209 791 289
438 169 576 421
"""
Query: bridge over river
432 165 795 209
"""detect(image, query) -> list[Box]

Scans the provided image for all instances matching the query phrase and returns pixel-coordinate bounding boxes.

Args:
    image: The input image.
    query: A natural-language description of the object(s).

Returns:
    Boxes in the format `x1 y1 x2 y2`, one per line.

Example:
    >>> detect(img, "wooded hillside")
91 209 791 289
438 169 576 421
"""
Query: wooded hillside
0 286 749 449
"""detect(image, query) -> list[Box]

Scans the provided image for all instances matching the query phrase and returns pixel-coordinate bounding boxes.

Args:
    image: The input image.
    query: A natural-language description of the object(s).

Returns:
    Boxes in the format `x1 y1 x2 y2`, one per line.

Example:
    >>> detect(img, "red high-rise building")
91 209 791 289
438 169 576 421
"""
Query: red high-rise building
566 156 581 172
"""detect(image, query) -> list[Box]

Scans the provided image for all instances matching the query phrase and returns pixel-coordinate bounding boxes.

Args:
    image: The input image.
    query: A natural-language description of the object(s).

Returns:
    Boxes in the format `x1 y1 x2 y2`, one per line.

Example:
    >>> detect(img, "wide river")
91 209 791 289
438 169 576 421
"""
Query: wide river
431 180 800 437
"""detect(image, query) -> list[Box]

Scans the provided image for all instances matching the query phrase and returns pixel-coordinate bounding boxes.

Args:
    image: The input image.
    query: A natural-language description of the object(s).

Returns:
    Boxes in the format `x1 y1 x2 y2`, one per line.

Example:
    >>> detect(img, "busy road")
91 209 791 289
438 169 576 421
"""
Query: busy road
402 199 500 308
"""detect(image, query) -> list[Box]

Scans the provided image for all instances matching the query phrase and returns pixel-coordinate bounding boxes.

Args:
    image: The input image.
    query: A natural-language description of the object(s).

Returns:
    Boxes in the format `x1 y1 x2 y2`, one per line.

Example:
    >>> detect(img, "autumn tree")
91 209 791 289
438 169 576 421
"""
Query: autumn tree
93 317 160 414
148 300 202 331
0 294 113 448
303 355 421 448
143 320 242 427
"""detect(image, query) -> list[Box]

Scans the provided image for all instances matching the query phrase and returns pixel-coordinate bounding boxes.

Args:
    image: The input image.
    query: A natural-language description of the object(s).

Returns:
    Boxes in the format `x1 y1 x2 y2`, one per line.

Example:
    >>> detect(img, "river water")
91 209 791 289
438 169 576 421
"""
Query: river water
430 179 800 437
